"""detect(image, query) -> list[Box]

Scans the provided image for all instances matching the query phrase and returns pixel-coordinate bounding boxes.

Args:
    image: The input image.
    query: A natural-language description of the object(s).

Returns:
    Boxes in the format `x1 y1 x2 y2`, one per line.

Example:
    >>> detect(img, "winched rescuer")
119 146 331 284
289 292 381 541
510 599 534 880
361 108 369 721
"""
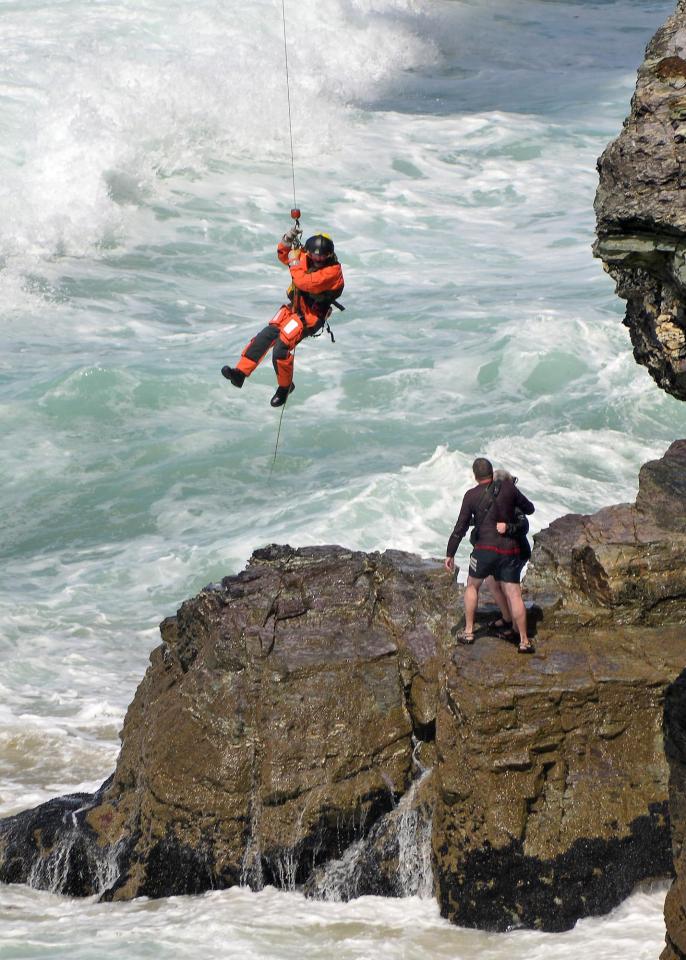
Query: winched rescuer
221 226 345 407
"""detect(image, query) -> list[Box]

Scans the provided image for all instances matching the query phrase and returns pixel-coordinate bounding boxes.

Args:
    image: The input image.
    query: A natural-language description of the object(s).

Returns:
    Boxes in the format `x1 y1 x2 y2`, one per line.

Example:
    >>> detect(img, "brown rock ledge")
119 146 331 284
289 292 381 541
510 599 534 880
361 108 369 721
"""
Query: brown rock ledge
432 442 686 931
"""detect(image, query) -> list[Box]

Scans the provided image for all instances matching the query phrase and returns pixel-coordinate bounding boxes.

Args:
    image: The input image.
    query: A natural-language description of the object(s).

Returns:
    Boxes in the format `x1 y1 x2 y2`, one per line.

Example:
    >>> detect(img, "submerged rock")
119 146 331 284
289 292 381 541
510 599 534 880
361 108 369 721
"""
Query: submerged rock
594 0 686 400
1 445 685 931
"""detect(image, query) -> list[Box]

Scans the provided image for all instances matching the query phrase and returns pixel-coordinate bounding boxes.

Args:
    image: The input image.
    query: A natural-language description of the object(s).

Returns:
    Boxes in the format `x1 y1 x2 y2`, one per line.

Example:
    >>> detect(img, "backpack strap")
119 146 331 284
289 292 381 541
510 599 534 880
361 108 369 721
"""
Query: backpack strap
471 480 502 542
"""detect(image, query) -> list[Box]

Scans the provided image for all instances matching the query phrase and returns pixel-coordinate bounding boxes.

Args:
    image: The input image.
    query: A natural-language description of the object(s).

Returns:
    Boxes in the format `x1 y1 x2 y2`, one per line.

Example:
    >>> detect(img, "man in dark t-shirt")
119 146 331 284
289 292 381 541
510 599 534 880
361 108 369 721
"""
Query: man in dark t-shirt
445 457 535 652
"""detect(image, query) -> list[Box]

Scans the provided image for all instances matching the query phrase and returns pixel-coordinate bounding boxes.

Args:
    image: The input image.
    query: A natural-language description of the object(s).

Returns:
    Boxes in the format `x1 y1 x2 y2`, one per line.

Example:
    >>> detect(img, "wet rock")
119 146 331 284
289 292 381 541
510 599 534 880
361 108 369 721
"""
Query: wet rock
0 547 448 901
1 447 685 931
594 1 686 399
430 441 686 931
304 768 434 901
0 778 131 897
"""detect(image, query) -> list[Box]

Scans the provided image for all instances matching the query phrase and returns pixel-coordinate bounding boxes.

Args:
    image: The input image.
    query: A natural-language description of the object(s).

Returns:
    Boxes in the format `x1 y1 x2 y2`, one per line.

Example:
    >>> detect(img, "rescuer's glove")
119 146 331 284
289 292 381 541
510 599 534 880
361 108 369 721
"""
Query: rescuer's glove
282 225 302 248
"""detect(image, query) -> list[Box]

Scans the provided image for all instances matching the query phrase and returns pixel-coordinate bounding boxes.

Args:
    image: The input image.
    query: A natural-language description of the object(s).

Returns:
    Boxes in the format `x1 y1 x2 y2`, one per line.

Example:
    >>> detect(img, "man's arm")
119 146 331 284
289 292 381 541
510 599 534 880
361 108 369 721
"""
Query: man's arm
501 512 529 538
496 484 533 535
514 487 535 516
445 492 472 571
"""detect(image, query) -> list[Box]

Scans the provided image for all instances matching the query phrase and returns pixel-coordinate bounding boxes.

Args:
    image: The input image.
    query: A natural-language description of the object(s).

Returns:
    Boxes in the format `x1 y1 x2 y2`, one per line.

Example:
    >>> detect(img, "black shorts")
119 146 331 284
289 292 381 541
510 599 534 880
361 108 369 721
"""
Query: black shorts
468 547 523 583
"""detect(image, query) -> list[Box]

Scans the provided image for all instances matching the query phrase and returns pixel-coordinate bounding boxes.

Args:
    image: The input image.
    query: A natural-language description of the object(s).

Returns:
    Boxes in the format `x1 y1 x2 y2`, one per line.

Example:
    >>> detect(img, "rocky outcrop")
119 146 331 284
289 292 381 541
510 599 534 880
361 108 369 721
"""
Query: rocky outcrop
434 629 679 932
433 440 686 931
594 4 686 950
1 444 685 932
0 546 448 901
524 438 686 625
594 0 686 400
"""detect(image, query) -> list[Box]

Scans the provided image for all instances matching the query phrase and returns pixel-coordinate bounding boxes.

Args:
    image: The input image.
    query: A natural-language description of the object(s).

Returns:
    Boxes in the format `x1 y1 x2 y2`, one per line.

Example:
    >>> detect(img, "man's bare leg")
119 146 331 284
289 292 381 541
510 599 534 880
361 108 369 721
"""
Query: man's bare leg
501 581 531 649
486 576 512 624
464 576 483 635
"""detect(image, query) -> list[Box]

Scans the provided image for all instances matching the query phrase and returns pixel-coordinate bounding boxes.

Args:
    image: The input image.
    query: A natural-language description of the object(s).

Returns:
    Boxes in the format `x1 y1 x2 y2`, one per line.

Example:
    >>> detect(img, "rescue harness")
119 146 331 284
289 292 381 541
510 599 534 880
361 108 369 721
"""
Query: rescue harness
287 275 345 343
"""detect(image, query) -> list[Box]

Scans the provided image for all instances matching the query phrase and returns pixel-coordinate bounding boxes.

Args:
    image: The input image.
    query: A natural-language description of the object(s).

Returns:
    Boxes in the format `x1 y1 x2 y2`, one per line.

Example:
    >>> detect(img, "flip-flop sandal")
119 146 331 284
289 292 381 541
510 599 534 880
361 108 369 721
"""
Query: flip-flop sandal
487 618 512 631
518 642 535 654
457 630 475 645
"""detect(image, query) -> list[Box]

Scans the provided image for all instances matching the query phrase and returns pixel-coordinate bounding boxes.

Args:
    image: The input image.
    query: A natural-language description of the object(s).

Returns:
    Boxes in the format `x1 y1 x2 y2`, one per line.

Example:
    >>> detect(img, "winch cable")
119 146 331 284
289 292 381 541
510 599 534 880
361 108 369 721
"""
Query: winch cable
270 0 299 480
281 0 297 213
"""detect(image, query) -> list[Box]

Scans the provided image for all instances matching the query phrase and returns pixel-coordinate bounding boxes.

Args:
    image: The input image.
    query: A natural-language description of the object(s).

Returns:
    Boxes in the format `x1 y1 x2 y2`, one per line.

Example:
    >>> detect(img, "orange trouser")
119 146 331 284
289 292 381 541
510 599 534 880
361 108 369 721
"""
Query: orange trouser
235 306 307 387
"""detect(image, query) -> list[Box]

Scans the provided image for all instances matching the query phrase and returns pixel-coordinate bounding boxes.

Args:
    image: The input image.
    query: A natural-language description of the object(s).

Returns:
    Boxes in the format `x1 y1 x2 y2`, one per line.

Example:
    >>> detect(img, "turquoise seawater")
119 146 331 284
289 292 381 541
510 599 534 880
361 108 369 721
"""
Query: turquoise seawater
0 0 683 956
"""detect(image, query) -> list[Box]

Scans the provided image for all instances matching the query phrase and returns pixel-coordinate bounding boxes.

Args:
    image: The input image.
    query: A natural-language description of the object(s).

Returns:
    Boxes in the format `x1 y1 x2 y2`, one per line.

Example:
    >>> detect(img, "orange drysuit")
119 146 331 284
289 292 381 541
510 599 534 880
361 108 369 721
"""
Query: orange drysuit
235 242 345 388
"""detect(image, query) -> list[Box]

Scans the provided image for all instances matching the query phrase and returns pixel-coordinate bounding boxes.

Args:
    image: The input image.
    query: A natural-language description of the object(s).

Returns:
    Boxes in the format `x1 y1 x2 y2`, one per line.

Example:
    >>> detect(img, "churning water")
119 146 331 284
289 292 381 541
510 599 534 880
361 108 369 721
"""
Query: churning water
1 0 683 956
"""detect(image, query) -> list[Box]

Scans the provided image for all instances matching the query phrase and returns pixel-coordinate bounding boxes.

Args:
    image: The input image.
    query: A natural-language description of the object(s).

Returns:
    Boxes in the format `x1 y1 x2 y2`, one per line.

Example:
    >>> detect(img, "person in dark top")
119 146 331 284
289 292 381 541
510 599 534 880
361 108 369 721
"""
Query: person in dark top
444 457 535 652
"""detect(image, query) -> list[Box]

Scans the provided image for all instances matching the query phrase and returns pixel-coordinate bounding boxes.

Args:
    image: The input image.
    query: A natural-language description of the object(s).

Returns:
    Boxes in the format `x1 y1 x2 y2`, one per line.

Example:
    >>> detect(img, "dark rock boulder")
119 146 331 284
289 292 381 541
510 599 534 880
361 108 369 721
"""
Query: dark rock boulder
594 0 686 400
0 781 129 897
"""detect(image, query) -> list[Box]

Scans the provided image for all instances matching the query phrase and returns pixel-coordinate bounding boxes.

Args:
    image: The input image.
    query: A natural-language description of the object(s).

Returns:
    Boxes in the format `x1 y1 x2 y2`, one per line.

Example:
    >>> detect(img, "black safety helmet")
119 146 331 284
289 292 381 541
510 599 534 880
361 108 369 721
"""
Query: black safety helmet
304 233 335 264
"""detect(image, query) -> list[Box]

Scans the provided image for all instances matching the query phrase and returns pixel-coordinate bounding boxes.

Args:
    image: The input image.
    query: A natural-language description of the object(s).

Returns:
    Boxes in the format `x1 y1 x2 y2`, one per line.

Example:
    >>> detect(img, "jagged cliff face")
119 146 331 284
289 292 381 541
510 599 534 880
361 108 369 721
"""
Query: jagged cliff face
595 2 686 953
2 443 686 932
594 0 686 399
